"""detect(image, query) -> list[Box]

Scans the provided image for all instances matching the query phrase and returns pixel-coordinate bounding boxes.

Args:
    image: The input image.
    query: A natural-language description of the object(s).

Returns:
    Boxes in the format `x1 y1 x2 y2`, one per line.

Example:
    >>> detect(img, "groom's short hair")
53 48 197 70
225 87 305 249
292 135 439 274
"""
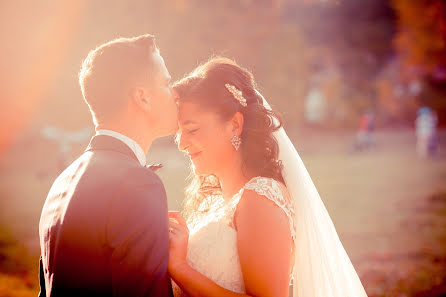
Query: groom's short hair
79 34 157 125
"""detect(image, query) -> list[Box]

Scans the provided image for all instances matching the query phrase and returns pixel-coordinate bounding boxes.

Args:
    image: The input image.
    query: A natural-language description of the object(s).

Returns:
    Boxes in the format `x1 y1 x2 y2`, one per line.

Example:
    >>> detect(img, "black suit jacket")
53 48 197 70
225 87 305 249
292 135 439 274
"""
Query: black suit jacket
38 135 173 297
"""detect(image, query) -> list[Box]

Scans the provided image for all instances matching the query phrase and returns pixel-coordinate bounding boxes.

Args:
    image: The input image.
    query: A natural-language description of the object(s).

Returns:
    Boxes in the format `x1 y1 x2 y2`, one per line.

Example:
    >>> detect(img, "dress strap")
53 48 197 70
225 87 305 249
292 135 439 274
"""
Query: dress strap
232 177 296 242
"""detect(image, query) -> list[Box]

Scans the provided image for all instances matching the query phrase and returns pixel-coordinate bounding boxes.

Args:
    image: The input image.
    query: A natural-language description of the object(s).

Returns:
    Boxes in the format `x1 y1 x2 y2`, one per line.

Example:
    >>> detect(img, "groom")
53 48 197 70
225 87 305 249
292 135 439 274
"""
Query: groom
38 34 177 296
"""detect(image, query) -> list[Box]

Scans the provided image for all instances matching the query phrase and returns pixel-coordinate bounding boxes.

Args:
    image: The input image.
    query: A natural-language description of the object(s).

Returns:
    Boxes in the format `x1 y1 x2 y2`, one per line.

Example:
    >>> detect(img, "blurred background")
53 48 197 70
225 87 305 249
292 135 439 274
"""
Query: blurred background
1 0 445 296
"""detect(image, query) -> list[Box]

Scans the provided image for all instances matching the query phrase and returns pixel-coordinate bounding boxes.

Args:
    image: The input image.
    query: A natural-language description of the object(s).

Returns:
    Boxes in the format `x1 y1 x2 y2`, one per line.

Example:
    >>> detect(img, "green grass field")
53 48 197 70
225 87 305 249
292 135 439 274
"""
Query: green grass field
1 128 445 296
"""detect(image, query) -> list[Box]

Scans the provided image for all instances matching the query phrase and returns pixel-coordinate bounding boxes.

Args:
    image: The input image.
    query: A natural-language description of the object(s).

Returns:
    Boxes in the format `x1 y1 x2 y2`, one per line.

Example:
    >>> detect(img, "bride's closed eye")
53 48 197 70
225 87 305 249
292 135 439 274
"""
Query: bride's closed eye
187 128 199 135
174 128 199 147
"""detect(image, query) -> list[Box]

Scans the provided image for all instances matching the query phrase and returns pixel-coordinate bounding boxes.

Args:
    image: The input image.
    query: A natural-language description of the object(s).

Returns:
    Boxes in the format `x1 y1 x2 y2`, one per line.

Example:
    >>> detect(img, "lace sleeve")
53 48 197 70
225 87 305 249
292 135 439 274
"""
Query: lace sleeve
239 177 296 242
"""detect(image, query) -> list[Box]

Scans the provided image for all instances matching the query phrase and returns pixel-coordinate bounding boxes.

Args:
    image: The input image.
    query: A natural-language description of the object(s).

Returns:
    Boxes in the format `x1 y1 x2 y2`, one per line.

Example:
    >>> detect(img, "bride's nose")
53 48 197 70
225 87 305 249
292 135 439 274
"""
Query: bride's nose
176 131 190 152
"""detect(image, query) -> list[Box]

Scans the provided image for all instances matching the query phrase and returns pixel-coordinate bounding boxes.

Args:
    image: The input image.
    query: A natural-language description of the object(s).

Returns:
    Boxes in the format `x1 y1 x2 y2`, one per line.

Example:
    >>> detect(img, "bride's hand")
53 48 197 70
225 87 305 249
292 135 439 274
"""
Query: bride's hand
168 211 189 274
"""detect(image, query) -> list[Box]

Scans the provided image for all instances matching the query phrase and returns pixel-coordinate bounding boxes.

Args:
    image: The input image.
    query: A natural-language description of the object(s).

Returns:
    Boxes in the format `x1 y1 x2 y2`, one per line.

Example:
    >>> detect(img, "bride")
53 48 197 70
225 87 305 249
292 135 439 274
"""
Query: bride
168 57 368 297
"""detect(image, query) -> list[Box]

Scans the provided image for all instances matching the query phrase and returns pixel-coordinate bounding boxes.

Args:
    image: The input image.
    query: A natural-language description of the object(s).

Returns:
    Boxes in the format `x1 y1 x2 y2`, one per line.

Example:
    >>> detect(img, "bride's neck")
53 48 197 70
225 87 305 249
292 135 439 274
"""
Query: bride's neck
217 157 253 201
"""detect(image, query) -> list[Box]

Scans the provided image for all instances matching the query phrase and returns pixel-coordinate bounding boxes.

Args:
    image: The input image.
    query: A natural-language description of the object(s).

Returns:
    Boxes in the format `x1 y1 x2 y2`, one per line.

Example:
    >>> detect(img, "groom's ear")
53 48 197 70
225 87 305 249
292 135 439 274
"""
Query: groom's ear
131 87 151 112
230 112 244 136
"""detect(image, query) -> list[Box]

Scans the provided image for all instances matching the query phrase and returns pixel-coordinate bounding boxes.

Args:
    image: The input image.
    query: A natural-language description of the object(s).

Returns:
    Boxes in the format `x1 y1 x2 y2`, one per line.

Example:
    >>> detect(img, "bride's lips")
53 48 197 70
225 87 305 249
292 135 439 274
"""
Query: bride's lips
188 151 202 160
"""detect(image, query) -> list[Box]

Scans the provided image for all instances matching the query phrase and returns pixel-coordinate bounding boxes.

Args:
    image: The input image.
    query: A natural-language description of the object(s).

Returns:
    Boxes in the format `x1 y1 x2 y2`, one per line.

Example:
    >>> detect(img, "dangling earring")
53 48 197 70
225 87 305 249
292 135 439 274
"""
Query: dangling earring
231 135 242 151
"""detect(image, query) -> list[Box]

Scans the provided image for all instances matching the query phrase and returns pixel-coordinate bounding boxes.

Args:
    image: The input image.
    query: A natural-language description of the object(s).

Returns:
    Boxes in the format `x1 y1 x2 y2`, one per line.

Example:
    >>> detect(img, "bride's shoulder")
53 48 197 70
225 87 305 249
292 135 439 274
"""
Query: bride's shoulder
235 176 295 239
234 176 294 234
243 176 289 200
235 176 291 216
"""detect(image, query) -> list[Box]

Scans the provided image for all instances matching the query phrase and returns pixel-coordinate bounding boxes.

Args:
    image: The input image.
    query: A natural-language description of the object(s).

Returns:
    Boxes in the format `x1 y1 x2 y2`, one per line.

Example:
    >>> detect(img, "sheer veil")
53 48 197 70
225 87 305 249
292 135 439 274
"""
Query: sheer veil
258 91 368 297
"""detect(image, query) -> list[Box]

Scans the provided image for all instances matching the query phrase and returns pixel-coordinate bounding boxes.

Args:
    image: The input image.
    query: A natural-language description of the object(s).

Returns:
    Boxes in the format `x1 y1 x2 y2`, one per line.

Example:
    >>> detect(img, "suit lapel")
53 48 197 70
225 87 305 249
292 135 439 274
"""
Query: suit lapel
85 135 140 164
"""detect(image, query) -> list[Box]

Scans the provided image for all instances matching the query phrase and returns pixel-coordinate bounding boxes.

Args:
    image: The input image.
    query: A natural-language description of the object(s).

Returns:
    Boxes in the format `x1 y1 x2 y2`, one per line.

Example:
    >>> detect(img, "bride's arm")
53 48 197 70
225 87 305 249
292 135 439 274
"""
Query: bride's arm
168 189 292 297
235 189 292 297
169 262 248 297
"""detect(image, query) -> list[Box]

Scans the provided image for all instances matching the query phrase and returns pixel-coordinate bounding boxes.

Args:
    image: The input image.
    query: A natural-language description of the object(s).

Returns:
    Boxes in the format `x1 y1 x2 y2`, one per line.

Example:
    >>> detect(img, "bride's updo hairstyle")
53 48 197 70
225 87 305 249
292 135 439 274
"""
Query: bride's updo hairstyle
173 57 284 219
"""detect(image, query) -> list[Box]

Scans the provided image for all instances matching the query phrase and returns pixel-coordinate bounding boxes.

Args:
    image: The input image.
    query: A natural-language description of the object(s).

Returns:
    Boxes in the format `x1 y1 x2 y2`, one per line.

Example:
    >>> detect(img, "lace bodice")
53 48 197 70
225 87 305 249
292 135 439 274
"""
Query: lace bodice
172 177 296 296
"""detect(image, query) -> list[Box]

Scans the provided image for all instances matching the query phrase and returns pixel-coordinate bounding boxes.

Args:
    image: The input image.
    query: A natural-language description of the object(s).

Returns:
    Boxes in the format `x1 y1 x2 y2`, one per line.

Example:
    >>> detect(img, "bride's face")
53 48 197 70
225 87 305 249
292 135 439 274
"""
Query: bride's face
177 101 235 175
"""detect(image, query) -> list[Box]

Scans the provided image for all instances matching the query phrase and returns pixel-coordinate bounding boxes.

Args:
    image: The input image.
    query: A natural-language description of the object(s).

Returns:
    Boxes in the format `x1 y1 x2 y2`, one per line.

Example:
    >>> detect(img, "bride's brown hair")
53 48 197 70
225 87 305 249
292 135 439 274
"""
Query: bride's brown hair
173 57 284 220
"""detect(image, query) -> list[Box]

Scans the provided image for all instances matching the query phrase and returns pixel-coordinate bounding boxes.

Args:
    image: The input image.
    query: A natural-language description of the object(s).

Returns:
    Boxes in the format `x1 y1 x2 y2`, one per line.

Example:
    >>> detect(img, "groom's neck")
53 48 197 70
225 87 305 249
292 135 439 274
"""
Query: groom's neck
96 123 154 154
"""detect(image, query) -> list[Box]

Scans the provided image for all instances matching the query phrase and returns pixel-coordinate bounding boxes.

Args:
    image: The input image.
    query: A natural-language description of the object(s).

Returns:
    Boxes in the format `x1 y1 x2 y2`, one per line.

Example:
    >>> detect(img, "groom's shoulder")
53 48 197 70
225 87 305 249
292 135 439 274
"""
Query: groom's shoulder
122 165 164 188
109 166 167 205
97 154 163 187
102 155 165 191
61 150 165 192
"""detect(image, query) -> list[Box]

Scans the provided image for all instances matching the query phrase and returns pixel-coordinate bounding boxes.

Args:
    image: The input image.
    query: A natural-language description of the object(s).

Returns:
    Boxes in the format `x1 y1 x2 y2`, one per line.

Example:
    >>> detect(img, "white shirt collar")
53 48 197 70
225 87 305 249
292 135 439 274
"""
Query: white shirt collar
96 129 146 166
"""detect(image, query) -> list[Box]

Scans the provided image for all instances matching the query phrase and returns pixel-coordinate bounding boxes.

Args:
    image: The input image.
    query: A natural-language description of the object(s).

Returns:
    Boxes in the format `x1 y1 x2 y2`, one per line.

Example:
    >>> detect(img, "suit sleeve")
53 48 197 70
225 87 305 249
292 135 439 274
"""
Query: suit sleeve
107 170 173 297
38 256 46 297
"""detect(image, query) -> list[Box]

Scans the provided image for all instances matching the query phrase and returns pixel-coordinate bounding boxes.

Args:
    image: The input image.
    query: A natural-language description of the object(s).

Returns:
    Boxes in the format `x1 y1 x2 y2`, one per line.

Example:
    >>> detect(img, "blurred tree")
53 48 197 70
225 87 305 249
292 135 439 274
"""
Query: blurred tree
391 0 446 125
0 225 38 296
285 0 395 87
392 0 446 81
280 0 396 127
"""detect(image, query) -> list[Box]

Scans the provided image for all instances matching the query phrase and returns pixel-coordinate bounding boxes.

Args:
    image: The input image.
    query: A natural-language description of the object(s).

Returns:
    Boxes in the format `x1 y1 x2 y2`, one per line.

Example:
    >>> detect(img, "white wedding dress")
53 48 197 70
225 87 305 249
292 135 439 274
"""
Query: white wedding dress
172 92 368 297
172 176 296 296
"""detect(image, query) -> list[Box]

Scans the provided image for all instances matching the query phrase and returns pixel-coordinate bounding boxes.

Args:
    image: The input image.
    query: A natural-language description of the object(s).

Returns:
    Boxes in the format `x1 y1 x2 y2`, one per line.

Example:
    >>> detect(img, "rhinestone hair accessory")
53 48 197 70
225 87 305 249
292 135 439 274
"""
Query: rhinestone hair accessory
225 84 247 107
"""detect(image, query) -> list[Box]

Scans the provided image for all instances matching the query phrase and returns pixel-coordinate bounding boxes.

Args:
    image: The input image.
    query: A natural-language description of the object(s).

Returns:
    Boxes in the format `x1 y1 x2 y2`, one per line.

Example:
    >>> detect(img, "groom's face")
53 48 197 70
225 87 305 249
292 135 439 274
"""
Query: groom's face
144 51 178 136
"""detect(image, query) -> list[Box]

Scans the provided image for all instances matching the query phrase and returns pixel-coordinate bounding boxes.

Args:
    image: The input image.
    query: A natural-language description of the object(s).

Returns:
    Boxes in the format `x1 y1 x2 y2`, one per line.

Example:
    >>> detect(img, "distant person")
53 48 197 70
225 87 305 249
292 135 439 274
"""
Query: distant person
428 109 439 156
415 107 438 158
355 111 375 152
304 85 326 125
